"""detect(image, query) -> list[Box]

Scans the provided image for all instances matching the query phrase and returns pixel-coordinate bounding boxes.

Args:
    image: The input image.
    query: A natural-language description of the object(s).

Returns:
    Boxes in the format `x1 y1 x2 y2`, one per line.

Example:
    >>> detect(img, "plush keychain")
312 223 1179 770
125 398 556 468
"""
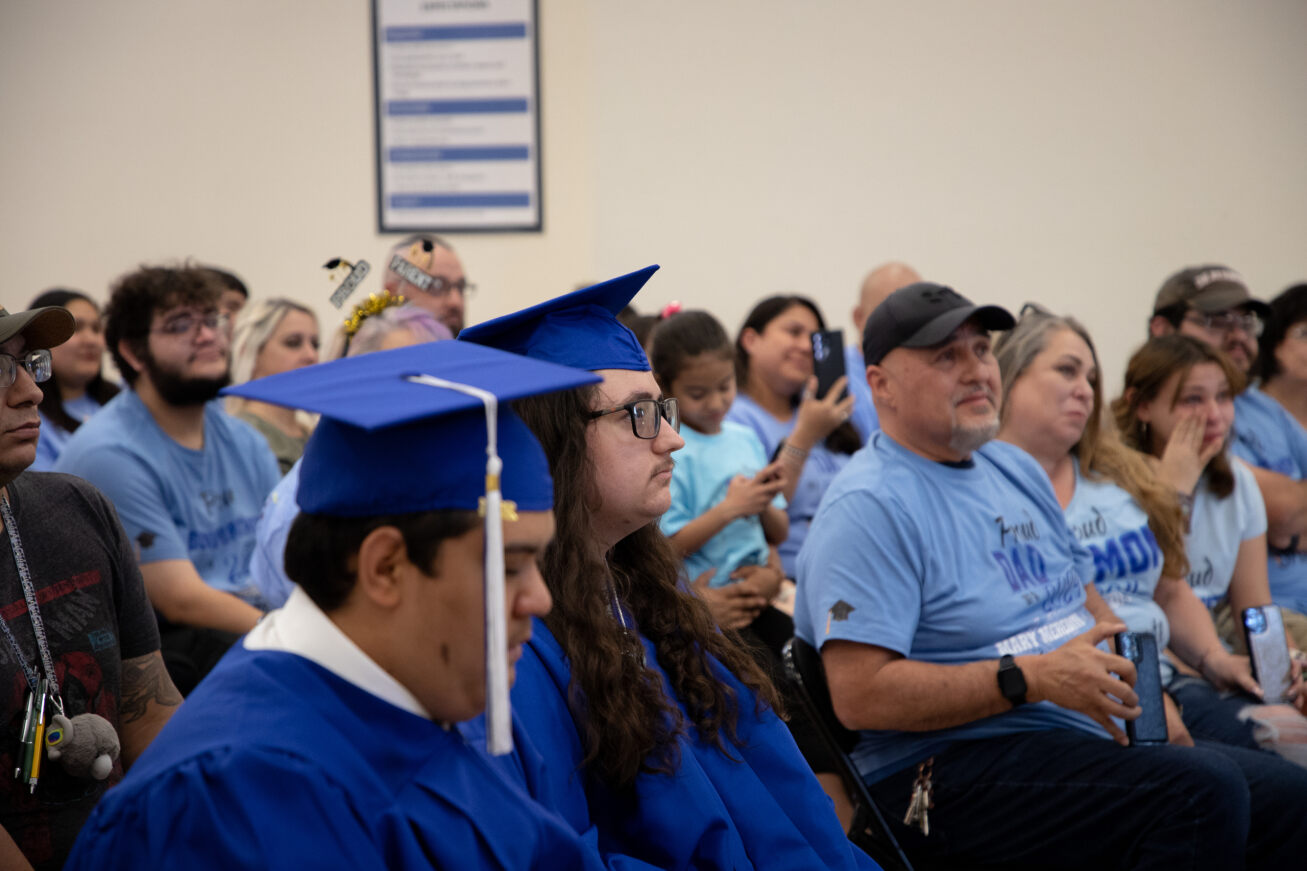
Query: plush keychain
44 713 120 780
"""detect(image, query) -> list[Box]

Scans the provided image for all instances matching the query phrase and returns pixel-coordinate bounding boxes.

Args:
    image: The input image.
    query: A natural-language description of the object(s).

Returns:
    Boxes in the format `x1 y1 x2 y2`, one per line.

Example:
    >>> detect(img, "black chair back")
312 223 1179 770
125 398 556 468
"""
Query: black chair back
783 636 914 871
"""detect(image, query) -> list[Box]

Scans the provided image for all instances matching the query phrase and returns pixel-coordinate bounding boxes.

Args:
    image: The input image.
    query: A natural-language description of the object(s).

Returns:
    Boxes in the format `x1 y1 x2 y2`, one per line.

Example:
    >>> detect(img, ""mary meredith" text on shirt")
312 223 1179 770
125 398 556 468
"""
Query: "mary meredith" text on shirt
994 611 1088 656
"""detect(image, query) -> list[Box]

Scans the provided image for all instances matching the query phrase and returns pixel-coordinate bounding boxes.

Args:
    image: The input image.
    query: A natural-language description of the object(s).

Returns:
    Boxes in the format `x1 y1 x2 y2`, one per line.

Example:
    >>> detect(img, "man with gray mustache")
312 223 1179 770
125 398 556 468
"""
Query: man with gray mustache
793 282 1307 868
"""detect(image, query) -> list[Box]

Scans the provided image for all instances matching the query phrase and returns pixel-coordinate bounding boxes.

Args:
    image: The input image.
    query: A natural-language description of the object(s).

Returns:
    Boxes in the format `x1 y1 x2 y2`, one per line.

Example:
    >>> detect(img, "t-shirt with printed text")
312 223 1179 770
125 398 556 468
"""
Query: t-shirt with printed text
1184 456 1267 610
795 433 1107 783
1064 464 1169 648
54 390 280 604
0 472 160 871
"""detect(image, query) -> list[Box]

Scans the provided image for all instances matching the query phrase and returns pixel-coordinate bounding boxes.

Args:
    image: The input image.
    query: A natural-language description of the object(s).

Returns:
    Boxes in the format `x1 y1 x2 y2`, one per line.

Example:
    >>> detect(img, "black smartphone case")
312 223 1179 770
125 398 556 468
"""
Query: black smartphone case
811 329 847 400
1117 631 1168 746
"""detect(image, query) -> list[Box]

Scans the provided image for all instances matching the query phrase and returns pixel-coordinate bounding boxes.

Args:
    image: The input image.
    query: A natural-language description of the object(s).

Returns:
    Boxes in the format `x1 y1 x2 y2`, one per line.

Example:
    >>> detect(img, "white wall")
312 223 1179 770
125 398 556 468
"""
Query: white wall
3 0 1305 392
588 0 1307 391
0 0 597 335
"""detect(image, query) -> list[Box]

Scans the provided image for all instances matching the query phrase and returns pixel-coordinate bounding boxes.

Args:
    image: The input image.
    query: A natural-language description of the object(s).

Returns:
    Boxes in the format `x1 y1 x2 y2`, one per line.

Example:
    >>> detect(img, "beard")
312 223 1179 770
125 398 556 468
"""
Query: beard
948 416 999 456
144 353 231 406
1223 337 1256 374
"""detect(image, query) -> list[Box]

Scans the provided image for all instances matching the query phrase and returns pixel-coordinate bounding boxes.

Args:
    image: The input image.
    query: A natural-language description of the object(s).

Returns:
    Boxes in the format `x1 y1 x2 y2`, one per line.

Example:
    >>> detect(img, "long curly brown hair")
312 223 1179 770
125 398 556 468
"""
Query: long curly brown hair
515 384 781 791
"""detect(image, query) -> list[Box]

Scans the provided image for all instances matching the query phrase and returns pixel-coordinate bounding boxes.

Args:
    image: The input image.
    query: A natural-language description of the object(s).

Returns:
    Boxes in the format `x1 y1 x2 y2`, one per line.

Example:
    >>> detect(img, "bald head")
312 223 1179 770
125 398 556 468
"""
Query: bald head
853 262 922 334
383 235 468 334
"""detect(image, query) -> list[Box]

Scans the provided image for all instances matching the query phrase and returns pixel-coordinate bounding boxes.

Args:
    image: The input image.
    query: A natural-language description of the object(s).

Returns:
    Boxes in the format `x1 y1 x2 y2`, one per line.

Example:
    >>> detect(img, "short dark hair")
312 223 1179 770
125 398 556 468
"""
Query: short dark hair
1152 302 1188 330
105 265 220 385
284 509 479 612
197 266 248 299
1257 283 1307 382
649 310 732 388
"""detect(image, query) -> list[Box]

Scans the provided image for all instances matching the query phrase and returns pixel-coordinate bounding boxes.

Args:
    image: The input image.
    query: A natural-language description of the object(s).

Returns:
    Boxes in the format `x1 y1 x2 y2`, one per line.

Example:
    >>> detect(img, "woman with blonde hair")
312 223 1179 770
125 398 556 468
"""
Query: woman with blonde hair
226 298 319 473
997 314 1307 770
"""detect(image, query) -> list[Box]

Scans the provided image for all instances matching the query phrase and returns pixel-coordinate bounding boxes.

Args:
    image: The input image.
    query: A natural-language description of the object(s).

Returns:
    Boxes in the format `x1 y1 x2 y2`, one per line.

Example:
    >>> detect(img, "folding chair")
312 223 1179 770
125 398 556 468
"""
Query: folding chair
783 636 914 871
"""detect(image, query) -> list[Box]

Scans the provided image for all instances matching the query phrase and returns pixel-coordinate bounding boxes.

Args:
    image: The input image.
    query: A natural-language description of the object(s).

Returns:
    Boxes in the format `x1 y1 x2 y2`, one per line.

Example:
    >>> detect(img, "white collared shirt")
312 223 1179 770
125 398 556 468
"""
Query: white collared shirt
244 586 432 720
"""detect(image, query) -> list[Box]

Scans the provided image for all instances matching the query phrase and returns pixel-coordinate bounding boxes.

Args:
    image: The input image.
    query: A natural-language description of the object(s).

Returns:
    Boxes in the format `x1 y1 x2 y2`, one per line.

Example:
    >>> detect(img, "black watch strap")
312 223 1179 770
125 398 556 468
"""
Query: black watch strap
997 654 1027 707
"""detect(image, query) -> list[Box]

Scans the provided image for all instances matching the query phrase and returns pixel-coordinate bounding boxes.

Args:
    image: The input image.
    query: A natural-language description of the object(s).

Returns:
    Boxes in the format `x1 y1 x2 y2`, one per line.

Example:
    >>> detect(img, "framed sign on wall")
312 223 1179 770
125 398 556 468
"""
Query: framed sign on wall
372 0 542 232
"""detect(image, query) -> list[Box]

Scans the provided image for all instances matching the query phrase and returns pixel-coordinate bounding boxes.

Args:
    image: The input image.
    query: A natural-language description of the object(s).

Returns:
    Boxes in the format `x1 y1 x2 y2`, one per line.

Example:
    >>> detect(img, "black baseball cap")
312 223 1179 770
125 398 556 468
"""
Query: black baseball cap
862 282 1015 365
0 306 74 351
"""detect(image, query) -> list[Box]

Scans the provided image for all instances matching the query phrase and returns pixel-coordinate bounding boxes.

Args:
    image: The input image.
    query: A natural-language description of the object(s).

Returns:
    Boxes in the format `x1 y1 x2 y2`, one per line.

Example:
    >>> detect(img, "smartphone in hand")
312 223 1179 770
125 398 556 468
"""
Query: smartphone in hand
1116 631 1168 746
753 460 783 487
811 329 847 401
1244 606 1293 704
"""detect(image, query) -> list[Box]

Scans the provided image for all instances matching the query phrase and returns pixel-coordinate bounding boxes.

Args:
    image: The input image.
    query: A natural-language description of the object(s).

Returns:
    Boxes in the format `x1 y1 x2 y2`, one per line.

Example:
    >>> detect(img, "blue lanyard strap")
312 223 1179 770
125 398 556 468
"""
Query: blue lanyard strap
0 493 60 699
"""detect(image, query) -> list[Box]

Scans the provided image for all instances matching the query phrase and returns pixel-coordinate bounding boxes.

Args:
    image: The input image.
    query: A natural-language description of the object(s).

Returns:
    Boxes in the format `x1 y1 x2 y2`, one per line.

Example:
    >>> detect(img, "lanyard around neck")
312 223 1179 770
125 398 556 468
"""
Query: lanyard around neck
0 493 60 699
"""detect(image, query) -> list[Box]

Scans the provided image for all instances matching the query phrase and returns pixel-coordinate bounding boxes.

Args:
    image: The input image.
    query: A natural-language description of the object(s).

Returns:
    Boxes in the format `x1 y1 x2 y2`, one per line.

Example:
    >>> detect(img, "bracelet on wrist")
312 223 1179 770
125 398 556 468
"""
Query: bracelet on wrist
781 442 809 462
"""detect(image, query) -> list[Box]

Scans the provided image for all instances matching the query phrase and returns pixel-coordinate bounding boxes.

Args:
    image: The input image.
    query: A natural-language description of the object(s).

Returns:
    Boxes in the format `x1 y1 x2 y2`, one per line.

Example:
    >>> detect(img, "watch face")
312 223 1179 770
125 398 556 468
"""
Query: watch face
998 658 1027 703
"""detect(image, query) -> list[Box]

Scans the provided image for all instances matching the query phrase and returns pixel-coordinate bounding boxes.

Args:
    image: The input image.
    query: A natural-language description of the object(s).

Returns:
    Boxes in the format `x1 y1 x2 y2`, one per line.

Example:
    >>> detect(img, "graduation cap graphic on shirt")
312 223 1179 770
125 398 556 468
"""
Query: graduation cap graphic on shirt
825 600 856 636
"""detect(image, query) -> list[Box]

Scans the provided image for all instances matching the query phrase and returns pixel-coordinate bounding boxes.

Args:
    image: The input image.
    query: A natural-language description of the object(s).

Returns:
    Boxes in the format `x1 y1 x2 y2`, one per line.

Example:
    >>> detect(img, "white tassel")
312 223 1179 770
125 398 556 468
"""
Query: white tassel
406 375 513 755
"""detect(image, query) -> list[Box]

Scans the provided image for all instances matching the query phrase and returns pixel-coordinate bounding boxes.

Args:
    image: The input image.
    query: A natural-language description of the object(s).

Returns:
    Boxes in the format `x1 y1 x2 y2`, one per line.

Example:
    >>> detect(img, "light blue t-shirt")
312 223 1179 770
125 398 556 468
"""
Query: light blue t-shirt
1185 456 1267 610
794 433 1107 783
1065 465 1168 650
660 422 786 588
843 343 879 441
33 394 103 472
249 460 301 609
726 393 854 577
1232 386 1307 614
54 390 281 604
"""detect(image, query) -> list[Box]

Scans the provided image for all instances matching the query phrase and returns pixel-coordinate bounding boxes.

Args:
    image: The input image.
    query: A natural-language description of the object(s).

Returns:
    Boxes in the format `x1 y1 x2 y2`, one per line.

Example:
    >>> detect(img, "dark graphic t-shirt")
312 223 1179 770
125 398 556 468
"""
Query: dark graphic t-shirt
0 472 159 871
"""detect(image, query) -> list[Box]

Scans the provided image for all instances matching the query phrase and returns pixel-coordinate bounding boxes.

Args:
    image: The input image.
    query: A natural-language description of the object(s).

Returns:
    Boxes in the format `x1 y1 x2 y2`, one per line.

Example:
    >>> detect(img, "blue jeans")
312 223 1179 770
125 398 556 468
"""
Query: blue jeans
1168 674 1260 748
865 728 1307 869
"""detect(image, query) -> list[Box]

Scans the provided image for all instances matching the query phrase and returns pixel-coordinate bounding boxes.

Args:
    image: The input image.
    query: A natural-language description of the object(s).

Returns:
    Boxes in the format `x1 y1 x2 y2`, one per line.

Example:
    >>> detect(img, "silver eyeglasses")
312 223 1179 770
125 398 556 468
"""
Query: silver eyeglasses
0 350 52 387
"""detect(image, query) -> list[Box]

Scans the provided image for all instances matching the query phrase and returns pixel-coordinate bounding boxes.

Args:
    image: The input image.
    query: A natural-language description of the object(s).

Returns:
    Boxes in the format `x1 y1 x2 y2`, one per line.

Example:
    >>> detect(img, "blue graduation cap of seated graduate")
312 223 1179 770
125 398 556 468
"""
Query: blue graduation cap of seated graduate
222 341 599 755
458 264 658 371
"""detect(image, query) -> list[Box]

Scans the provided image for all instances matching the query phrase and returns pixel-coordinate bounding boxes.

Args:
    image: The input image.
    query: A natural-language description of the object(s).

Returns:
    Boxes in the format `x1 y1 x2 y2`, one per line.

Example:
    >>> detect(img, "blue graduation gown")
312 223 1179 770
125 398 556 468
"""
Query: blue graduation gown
489 618 881 870
64 644 605 870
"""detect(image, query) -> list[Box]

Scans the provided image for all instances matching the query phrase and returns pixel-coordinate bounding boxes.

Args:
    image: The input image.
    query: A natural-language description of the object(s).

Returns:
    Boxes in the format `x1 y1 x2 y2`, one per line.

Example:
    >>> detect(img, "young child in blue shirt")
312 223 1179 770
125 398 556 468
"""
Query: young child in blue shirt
651 310 790 629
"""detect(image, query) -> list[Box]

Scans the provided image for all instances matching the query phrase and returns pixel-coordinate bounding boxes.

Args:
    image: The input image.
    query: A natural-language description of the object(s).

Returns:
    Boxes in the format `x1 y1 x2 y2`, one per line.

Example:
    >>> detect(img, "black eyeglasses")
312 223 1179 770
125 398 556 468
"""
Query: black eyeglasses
418 276 476 297
1182 310 1263 337
0 350 52 387
387 254 476 297
151 311 230 338
586 397 680 439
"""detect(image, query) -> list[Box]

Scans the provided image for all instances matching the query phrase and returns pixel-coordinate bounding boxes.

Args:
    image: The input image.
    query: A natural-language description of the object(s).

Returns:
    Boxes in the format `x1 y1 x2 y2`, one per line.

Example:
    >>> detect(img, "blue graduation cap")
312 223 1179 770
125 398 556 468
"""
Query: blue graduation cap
458 265 658 371
224 341 597 515
223 341 599 755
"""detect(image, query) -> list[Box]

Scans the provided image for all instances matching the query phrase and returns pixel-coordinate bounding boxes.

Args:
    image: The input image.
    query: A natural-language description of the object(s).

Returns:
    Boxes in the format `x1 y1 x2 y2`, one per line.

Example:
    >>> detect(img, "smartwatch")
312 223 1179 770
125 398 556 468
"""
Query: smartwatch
997 654 1027 707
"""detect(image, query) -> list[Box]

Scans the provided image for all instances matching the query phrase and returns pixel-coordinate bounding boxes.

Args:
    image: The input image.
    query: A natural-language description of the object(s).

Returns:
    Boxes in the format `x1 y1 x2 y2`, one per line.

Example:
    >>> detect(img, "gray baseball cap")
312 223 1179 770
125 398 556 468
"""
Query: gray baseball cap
0 306 75 351
1154 265 1270 318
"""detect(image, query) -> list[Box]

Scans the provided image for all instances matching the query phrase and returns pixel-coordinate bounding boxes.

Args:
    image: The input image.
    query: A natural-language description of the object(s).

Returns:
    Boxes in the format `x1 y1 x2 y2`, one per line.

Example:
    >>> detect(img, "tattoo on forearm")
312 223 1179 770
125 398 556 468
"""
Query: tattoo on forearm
120 653 183 724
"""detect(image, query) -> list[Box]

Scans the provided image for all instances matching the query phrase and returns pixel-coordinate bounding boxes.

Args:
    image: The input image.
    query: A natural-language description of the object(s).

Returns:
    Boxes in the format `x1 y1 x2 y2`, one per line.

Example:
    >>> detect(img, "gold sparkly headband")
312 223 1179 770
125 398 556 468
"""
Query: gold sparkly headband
342 290 407 337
